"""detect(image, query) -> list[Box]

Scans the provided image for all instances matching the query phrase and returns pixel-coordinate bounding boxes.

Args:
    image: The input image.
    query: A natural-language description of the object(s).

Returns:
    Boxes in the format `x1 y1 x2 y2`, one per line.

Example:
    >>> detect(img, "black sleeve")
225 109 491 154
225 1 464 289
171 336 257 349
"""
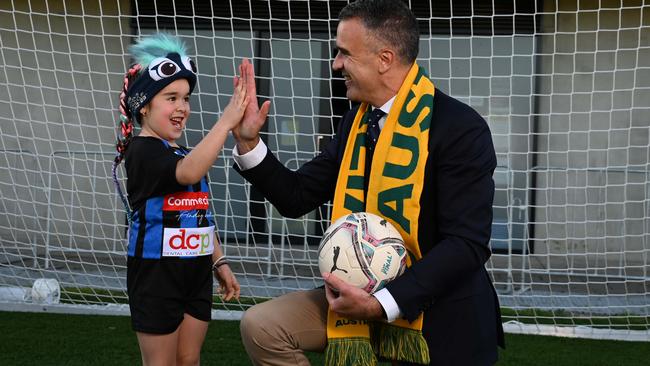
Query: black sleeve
235 111 356 218
386 96 497 321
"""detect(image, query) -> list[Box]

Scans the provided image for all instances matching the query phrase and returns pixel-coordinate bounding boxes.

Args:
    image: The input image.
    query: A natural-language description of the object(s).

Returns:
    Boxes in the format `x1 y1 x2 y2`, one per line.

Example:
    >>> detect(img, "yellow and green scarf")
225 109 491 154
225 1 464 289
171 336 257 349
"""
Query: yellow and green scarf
325 63 434 366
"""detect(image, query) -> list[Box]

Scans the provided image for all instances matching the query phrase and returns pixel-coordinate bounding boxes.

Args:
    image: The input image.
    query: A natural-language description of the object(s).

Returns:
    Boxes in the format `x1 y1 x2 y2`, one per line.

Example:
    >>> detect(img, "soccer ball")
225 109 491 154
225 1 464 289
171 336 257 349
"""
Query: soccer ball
31 278 60 304
318 212 407 294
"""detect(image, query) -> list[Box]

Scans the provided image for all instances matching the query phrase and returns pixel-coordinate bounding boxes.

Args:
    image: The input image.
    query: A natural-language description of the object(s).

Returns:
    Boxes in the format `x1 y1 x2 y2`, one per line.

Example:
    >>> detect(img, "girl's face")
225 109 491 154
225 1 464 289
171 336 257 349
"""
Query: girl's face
139 78 191 145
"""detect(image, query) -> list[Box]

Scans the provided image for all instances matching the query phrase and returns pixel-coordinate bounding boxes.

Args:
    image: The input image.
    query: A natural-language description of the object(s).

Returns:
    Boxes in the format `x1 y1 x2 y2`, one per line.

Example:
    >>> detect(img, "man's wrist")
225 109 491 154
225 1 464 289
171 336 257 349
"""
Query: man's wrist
373 288 401 322
236 136 261 154
368 295 387 321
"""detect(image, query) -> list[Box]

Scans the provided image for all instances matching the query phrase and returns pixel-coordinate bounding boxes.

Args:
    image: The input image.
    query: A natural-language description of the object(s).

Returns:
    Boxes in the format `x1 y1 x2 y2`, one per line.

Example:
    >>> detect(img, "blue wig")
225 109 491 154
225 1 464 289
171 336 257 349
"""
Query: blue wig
125 33 197 121
129 33 190 69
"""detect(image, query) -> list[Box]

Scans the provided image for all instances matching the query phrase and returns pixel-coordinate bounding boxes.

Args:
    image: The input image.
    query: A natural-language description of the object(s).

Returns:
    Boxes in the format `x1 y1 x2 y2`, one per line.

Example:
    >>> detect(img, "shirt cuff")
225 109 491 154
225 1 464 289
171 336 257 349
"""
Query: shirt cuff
372 288 402 323
232 140 268 171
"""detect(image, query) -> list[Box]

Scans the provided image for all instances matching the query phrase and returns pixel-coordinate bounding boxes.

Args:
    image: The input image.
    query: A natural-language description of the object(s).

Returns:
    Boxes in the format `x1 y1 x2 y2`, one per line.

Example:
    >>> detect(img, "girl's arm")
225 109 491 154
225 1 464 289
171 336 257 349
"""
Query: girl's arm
175 77 249 185
211 234 240 301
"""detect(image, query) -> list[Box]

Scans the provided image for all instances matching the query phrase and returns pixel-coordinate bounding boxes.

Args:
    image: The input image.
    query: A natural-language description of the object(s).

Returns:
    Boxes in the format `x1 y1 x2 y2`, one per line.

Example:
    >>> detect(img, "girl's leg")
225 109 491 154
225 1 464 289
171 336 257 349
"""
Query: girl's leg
176 313 210 366
136 328 180 366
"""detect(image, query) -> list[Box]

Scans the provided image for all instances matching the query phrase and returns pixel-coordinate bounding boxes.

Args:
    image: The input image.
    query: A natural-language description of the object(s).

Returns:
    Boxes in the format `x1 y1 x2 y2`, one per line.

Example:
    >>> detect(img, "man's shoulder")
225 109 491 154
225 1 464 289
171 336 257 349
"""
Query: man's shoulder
428 88 492 151
433 89 486 124
434 89 473 112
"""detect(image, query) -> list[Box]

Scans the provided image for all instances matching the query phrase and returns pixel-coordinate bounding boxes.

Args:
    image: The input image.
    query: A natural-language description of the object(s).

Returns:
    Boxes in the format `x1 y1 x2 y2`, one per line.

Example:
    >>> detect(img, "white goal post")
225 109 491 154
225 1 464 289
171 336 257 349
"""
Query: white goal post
0 0 648 342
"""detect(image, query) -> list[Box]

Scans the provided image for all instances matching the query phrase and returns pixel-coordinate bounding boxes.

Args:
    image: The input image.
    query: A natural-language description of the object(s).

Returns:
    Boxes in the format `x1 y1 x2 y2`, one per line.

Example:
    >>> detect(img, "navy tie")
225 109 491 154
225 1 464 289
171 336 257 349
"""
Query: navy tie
366 108 385 155
364 108 386 196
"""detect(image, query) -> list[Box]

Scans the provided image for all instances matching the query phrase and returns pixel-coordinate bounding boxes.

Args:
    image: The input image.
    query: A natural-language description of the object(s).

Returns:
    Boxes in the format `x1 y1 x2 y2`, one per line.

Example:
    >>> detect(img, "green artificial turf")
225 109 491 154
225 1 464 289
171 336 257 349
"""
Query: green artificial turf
1 311 648 365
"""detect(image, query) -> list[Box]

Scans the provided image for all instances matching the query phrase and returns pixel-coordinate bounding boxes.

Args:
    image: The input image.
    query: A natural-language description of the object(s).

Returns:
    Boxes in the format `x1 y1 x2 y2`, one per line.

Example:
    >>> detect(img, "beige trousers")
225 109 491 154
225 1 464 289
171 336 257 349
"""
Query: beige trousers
240 288 329 366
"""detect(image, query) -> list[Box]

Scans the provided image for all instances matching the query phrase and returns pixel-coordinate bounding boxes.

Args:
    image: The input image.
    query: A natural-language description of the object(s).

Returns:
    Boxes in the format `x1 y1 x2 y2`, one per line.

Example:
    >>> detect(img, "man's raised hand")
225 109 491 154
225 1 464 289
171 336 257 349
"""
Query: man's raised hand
232 58 271 153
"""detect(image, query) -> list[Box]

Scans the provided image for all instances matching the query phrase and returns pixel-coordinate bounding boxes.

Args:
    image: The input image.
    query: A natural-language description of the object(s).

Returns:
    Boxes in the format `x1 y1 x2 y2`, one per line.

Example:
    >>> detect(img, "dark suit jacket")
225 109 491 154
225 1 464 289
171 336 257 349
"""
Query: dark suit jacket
236 89 505 365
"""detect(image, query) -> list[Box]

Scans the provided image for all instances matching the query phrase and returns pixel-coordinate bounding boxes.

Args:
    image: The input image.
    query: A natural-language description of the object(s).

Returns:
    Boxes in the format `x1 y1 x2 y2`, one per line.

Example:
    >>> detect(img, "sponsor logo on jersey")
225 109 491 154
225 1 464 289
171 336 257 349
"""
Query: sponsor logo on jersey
162 226 214 257
163 192 209 211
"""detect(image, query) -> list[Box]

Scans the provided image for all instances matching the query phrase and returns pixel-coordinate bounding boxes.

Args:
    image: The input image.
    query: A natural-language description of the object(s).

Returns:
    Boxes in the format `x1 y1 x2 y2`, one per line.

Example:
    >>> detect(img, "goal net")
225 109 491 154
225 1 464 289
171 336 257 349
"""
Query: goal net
0 0 648 341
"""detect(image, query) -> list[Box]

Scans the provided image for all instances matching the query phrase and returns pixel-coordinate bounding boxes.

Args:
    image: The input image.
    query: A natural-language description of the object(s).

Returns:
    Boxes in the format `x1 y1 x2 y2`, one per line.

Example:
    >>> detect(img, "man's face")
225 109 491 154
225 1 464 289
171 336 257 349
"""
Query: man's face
332 18 381 103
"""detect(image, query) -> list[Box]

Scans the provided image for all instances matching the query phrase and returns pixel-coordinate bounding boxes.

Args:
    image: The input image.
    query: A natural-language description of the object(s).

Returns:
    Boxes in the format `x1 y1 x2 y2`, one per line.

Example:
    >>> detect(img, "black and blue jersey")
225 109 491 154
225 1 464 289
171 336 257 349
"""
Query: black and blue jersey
124 136 216 259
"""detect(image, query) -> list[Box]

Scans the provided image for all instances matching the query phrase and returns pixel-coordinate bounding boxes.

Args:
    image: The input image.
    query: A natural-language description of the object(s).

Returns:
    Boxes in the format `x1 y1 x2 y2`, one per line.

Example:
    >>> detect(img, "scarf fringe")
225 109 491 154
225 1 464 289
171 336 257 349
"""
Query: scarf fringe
325 337 377 366
373 323 430 364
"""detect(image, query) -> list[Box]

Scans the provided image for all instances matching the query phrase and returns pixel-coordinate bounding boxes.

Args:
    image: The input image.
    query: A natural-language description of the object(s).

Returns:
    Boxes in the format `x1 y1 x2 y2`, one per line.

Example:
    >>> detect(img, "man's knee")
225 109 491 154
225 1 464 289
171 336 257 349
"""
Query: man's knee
240 303 275 345
240 290 326 352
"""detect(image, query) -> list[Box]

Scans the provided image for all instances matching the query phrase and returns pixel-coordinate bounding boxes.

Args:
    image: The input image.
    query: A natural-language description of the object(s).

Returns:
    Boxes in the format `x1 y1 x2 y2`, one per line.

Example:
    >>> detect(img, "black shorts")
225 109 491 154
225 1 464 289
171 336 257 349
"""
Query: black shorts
127 255 213 334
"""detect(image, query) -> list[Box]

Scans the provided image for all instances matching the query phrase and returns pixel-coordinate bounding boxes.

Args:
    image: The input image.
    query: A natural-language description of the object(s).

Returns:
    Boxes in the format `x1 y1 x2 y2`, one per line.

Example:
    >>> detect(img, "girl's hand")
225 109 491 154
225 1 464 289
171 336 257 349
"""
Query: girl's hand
218 75 249 130
214 264 241 301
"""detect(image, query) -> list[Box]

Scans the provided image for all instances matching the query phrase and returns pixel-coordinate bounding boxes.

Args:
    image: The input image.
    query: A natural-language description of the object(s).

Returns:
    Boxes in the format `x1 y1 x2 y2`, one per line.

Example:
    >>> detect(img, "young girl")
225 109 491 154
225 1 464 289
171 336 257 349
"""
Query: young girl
111 33 244 366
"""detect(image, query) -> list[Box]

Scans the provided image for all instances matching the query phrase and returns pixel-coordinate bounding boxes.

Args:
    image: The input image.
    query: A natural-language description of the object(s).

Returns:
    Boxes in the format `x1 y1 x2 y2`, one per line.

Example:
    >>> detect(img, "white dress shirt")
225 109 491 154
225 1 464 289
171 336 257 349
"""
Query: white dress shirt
233 96 403 322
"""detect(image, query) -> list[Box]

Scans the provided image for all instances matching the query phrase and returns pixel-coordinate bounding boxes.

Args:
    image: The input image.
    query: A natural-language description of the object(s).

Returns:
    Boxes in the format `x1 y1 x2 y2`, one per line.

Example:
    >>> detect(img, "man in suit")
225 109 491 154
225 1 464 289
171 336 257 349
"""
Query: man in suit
232 0 504 365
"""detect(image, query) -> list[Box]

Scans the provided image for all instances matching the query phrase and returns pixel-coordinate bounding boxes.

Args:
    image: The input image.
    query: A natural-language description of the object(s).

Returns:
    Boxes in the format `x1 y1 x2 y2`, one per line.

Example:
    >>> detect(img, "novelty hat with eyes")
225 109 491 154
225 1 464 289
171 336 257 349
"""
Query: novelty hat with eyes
125 33 197 122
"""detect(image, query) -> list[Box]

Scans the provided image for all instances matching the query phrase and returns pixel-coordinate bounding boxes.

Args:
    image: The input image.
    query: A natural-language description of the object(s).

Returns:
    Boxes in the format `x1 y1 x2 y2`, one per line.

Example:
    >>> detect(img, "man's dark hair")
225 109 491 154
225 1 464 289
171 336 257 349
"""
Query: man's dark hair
339 0 419 64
